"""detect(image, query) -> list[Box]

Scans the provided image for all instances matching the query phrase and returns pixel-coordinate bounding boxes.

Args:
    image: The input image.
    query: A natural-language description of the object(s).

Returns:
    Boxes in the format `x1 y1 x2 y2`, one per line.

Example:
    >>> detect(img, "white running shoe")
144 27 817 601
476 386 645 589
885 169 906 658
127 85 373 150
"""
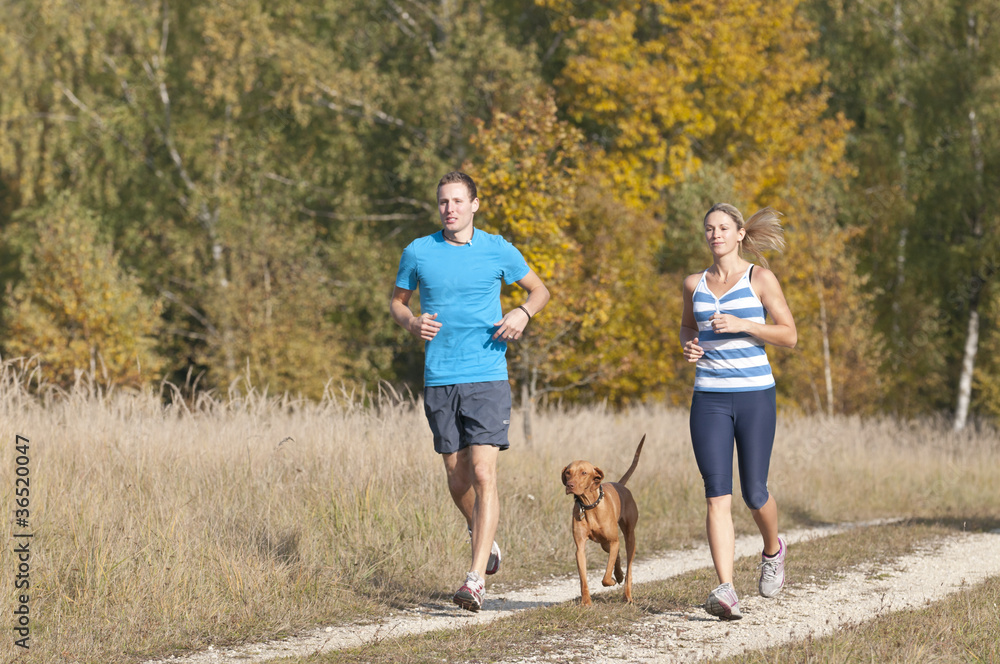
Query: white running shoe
705 582 743 620
758 536 786 598
468 528 501 575
486 540 501 575
453 570 485 612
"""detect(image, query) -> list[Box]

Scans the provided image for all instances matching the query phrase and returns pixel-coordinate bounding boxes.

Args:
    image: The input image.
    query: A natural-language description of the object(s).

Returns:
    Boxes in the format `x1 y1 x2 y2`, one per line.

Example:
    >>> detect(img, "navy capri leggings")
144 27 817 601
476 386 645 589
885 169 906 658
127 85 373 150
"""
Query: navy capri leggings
689 387 776 510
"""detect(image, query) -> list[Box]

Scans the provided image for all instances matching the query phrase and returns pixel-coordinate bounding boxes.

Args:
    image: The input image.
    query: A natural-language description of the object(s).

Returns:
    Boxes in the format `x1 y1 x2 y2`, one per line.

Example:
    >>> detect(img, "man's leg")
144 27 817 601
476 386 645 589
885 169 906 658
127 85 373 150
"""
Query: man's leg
443 448 475 525
443 444 500 578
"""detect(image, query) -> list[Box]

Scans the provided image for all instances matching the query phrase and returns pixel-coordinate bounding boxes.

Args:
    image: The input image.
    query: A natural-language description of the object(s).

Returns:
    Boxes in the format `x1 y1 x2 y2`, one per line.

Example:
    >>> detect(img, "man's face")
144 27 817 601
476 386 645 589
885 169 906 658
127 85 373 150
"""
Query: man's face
438 182 479 236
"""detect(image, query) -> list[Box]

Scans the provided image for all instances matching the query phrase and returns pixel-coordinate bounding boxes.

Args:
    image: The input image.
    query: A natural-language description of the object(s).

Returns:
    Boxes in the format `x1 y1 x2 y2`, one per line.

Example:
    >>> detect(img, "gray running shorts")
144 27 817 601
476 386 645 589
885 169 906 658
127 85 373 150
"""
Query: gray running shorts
423 380 512 454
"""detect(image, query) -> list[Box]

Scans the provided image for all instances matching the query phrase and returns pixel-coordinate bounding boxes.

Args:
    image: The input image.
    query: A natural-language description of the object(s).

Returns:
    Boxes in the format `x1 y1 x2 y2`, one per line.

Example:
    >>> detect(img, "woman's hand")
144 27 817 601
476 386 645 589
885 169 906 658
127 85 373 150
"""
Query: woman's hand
709 312 746 334
683 338 704 362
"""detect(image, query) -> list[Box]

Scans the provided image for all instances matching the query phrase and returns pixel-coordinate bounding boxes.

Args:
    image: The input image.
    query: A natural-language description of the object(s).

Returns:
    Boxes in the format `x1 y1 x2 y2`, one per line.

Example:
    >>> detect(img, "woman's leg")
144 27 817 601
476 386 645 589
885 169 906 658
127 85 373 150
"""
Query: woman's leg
706 494 735 583
690 391 737 584
750 494 780 555
733 387 780 554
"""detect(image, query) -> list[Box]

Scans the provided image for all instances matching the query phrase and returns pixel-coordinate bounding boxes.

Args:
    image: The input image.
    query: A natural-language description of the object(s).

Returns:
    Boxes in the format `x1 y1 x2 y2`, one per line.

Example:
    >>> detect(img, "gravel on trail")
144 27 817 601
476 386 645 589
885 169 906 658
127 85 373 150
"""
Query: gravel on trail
145 521 1000 664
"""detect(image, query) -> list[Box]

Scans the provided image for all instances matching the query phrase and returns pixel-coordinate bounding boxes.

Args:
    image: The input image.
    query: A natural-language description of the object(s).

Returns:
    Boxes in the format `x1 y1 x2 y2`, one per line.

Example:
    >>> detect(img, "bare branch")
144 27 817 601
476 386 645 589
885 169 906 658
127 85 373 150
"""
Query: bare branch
159 288 219 336
387 0 439 58
53 80 162 174
313 81 428 142
375 196 435 212
55 81 108 132
299 207 426 222
401 0 442 25
159 0 170 64
165 328 212 342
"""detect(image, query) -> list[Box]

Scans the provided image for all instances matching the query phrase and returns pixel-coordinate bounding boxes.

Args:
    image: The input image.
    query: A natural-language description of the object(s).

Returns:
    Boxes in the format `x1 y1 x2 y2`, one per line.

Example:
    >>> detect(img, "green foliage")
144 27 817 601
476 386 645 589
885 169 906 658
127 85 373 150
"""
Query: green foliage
470 93 679 405
2 193 164 387
808 0 1000 420
0 0 993 420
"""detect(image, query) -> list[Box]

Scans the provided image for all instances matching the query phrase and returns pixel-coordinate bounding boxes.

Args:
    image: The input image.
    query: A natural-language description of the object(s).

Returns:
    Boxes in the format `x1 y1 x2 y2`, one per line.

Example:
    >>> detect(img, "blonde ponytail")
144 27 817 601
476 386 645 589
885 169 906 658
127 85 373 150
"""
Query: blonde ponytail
704 204 785 268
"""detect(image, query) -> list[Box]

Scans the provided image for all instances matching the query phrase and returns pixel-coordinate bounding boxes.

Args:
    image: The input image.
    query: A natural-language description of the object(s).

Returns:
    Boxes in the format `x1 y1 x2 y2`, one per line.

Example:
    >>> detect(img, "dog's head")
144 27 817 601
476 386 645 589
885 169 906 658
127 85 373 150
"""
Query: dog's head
561 460 604 496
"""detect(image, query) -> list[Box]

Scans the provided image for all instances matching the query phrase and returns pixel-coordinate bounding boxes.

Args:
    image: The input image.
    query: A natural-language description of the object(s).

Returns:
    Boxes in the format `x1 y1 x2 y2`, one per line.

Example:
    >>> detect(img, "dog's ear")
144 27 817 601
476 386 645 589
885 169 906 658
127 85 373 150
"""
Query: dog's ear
561 465 571 486
592 467 605 486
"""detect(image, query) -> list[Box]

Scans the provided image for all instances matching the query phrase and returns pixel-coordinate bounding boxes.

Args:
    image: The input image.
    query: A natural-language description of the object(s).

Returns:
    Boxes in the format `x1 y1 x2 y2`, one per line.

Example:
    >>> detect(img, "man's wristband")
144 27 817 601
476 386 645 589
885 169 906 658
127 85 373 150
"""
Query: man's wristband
517 305 532 320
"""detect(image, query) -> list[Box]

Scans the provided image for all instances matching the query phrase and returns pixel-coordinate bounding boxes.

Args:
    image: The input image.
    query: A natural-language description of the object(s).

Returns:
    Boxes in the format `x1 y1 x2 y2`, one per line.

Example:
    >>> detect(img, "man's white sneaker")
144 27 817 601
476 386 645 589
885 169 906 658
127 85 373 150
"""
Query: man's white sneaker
486 540 501 575
453 570 485 612
468 528 501 575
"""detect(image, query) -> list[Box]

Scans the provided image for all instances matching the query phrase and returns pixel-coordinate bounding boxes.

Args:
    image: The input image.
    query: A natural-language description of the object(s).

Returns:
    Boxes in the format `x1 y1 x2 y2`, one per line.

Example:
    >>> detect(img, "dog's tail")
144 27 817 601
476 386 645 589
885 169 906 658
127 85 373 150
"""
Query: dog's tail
617 434 646 486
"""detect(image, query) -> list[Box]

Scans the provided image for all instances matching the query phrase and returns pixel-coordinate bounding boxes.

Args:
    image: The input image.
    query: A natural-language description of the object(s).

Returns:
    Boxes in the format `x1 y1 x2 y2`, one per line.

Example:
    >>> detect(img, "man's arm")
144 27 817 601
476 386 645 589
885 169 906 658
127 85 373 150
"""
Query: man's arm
390 286 442 341
492 269 550 341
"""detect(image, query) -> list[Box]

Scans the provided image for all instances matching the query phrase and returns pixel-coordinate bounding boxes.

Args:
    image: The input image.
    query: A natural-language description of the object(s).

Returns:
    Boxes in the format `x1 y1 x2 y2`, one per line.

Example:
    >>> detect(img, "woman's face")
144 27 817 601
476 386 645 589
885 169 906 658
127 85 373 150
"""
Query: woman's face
704 210 746 257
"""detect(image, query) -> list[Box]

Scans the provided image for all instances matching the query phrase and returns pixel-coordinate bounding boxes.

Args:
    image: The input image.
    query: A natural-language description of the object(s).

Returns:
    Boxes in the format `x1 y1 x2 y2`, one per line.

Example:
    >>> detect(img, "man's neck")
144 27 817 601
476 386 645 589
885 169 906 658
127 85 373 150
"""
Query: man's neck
444 227 474 245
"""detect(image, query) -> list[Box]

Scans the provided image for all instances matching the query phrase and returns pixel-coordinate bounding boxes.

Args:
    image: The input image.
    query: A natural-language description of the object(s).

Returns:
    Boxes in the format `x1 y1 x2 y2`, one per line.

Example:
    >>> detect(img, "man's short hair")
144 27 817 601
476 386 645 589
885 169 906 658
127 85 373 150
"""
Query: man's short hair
437 171 478 200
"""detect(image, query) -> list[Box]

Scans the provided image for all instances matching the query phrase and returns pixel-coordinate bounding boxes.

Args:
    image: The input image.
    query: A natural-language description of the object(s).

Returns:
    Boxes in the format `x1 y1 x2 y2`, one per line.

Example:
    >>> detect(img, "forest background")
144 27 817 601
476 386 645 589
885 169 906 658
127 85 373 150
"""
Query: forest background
0 0 997 429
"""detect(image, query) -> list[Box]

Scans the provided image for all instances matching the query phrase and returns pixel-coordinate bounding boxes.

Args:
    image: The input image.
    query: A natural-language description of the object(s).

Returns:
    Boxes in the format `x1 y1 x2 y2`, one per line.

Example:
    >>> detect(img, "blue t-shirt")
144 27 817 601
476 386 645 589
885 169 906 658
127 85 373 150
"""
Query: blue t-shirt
395 229 530 386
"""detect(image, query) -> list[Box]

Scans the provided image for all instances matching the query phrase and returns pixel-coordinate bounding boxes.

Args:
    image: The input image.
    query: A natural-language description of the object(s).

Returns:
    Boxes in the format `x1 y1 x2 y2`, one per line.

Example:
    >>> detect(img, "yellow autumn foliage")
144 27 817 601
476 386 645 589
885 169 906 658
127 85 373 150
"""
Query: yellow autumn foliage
469 93 681 405
544 0 851 206
3 193 164 387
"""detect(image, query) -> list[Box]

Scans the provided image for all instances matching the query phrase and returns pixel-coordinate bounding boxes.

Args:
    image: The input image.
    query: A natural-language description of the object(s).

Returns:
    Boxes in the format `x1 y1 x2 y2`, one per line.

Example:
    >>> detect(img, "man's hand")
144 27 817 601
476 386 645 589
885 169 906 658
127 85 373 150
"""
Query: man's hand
492 308 530 341
409 313 442 341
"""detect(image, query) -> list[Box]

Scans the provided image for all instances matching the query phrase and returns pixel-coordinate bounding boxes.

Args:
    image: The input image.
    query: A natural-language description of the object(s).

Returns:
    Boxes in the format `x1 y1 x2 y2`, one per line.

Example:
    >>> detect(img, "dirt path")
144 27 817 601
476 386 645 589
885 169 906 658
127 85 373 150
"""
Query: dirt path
145 521 1000 664
497 529 1000 663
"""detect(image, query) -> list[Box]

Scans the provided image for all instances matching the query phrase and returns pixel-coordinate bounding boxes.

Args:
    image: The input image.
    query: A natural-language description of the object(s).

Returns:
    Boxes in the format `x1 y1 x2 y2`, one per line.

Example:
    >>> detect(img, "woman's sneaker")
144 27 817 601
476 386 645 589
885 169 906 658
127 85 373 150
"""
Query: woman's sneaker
453 571 485 612
758 536 786 597
705 582 742 620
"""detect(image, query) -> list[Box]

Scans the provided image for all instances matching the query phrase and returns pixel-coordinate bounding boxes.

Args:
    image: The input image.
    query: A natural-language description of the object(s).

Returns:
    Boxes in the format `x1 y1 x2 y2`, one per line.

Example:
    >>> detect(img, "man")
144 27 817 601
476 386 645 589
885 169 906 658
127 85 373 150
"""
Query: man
390 171 550 612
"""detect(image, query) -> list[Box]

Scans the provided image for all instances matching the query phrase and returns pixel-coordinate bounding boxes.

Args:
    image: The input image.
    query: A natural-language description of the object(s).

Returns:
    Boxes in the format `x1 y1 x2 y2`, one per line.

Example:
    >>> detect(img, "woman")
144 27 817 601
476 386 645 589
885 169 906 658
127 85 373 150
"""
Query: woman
679 203 797 620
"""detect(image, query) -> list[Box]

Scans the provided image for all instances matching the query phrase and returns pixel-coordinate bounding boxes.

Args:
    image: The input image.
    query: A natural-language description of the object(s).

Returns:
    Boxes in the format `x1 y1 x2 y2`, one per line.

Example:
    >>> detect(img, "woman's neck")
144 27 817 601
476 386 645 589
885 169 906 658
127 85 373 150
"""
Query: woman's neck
709 256 748 283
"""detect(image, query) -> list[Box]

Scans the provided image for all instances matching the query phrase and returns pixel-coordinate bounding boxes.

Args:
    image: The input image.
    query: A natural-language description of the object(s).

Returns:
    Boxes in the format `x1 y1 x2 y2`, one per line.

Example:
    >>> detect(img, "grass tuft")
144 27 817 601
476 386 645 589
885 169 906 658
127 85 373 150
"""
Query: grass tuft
0 359 997 662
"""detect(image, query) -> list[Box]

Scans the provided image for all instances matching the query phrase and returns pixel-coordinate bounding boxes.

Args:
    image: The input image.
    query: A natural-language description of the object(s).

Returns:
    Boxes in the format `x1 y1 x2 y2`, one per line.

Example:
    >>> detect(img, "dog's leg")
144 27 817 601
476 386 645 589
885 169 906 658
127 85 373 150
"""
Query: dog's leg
575 537 592 606
601 537 620 587
623 526 636 603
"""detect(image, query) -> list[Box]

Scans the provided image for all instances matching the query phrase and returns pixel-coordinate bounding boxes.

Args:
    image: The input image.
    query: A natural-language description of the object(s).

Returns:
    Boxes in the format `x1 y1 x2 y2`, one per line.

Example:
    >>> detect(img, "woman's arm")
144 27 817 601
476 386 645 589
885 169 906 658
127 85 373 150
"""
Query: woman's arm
680 273 705 362
708 267 797 348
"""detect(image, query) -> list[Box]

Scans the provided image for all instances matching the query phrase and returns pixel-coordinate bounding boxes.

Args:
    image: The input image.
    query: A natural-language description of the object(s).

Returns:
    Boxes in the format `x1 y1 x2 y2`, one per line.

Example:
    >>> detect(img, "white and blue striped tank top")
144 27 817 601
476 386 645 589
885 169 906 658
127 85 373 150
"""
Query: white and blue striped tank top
692 265 775 392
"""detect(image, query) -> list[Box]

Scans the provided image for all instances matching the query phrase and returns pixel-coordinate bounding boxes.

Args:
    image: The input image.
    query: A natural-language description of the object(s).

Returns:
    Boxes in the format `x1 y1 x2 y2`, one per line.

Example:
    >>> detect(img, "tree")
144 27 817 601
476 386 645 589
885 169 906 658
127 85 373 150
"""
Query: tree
809 0 1000 425
3 193 164 387
539 0 849 210
535 0 864 412
469 93 680 419
0 0 543 395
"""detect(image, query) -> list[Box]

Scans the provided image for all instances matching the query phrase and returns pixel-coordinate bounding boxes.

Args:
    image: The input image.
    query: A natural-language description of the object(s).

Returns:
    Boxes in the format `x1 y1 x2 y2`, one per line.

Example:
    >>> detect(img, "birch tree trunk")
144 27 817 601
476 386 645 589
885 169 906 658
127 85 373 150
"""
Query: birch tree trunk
953 303 979 431
817 279 834 417
954 102 985 431
955 7 985 431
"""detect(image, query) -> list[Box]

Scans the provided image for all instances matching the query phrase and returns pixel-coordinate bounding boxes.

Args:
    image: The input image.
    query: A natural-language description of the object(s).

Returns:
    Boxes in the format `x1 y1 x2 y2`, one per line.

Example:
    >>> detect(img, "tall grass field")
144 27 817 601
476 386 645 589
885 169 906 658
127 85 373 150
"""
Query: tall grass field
1 361 997 663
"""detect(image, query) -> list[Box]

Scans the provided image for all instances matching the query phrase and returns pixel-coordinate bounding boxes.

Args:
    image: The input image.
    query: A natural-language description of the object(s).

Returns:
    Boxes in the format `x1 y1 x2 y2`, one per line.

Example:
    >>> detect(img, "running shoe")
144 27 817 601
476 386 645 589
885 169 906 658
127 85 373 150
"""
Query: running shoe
486 540 502 575
705 582 742 620
453 570 485 612
468 528 502 576
758 536 786 598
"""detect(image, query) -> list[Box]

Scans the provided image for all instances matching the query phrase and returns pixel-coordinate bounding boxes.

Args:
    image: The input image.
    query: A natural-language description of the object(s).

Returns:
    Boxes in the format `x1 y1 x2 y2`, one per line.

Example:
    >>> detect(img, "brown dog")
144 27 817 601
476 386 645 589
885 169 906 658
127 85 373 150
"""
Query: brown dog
561 434 645 606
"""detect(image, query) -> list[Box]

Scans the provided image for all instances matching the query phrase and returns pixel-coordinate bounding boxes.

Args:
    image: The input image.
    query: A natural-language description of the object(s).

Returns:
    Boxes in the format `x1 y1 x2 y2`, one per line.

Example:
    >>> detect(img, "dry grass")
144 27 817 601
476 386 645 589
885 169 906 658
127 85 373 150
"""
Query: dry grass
0 358 997 663
282 521 1000 664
